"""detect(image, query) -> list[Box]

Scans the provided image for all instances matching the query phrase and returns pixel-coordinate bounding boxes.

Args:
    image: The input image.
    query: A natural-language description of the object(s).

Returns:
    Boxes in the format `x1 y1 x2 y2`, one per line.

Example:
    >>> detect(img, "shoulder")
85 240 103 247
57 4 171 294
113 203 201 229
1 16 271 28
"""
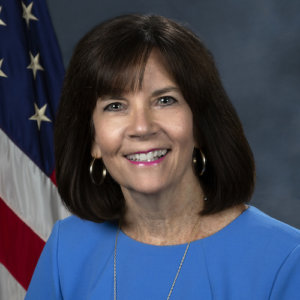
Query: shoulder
201 206 300 299
205 205 300 259
54 215 117 254
57 214 116 239
52 216 117 296
244 208 300 299
204 205 300 276
26 215 117 299
243 206 300 248
238 206 300 287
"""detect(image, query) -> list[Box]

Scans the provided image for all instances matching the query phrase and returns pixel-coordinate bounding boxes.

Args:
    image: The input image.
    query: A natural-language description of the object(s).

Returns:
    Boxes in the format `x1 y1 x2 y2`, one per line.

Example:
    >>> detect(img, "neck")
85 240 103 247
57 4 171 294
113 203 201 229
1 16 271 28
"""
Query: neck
120 182 247 245
120 179 206 245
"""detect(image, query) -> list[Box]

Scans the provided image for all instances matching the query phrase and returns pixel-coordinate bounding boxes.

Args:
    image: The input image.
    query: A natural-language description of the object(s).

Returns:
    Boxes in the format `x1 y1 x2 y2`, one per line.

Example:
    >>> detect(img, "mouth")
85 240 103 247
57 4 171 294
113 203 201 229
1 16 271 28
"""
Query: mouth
125 149 169 162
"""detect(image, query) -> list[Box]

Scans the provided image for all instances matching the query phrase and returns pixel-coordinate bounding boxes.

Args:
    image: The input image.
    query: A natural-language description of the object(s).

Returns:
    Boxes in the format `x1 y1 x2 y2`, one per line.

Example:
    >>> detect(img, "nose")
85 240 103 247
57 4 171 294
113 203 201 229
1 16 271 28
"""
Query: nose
127 106 157 139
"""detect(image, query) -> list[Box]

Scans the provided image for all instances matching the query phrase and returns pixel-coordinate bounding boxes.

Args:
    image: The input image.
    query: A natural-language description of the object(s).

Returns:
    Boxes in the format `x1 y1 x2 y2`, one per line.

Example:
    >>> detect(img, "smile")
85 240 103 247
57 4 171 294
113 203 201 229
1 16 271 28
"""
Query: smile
126 149 168 162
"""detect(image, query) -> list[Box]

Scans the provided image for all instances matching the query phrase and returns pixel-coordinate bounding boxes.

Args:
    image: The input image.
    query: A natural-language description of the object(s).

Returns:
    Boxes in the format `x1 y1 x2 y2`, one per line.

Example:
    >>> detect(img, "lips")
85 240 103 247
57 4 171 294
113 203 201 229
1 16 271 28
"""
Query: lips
126 149 169 162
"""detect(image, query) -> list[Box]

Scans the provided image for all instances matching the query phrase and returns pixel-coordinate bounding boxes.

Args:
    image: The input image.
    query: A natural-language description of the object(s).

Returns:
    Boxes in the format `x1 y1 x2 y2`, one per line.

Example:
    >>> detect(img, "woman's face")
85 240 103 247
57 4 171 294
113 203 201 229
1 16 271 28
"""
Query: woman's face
92 51 198 195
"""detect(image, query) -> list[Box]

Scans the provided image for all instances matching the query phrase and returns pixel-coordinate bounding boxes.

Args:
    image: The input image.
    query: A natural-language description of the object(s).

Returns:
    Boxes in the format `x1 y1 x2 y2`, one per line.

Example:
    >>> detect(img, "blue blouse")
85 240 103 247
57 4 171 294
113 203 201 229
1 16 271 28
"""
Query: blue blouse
25 206 300 299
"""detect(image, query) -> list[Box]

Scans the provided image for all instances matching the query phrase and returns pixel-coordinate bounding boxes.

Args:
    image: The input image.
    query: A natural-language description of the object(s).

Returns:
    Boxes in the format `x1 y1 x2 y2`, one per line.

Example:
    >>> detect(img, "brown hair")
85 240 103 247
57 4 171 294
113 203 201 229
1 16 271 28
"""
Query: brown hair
54 14 255 222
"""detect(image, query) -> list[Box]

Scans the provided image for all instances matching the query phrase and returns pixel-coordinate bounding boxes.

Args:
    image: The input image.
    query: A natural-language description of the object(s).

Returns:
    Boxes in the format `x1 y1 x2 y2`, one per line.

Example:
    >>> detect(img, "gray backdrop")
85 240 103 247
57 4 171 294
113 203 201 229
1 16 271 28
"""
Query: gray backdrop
46 0 300 228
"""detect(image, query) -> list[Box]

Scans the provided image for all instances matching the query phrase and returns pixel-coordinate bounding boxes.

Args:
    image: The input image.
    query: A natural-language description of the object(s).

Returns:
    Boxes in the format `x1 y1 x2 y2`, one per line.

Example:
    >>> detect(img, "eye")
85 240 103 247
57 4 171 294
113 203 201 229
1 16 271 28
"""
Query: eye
157 96 177 106
104 102 125 112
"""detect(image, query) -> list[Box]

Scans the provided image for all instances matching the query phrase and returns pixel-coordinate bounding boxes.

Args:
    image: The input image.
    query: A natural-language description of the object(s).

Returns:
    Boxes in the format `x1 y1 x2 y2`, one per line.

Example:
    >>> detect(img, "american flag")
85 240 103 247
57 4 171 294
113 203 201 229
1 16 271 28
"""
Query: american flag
0 1 69 298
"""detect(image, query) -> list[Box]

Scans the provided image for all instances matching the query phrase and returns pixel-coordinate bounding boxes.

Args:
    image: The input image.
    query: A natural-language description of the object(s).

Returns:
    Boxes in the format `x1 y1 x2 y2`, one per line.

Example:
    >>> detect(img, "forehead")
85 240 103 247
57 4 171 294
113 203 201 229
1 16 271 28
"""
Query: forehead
140 50 177 90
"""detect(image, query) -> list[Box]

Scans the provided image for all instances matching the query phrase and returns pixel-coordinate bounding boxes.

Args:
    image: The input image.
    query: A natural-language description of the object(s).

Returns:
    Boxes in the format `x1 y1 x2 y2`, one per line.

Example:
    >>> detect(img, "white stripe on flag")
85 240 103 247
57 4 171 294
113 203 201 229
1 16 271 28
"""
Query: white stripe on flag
0 264 26 300
0 128 70 242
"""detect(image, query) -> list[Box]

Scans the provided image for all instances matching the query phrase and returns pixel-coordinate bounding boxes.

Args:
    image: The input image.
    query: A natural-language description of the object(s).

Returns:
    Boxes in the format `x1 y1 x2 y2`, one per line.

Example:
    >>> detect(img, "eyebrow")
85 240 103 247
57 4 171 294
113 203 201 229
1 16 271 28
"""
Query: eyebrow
99 95 127 102
151 86 180 97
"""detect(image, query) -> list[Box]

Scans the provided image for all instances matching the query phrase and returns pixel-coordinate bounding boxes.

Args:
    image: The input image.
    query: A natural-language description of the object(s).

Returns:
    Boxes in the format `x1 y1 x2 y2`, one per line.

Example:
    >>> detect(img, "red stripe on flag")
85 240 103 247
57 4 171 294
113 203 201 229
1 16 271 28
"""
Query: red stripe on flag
0 197 45 290
50 169 57 185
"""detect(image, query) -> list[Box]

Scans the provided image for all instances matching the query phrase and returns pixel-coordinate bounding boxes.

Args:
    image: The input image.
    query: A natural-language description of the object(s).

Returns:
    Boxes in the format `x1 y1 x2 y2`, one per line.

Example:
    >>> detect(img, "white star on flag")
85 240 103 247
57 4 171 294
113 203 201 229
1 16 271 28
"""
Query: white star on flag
27 52 44 79
0 58 8 78
29 103 52 130
0 6 6 26
22 1 38 27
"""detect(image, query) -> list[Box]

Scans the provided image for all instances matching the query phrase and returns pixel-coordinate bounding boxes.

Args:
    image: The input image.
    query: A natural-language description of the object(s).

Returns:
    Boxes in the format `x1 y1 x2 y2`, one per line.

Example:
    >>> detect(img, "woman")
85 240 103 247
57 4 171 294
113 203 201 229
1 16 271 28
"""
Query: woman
26 14 300 299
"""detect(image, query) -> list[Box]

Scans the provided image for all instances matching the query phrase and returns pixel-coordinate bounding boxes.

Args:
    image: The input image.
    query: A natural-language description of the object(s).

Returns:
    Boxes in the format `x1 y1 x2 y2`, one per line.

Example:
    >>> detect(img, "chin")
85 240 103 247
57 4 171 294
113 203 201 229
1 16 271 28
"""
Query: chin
123 181 169 196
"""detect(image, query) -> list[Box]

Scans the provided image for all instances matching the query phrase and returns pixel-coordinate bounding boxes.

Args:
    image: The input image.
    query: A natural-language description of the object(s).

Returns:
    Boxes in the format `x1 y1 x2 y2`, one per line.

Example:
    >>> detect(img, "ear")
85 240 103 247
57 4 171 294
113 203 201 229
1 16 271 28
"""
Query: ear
91 141 102 159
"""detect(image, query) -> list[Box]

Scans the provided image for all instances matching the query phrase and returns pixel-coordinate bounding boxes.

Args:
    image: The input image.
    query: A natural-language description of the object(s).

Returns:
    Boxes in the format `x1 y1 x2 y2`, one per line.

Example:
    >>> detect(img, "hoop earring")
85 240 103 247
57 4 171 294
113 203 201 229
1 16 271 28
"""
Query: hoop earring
193 149 206 176
89 158 107 185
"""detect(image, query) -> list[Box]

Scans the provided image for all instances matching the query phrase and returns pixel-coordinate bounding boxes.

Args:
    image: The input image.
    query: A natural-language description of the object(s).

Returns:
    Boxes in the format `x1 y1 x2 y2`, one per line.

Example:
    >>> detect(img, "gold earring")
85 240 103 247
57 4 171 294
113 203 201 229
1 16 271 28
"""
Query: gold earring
89 158 107 185
193 149 206 176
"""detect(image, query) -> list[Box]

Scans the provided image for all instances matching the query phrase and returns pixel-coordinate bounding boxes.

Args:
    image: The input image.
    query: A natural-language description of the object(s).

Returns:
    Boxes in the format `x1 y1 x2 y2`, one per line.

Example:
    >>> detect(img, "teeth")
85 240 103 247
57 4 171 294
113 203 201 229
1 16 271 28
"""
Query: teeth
146 152 153 161
126 149 168 162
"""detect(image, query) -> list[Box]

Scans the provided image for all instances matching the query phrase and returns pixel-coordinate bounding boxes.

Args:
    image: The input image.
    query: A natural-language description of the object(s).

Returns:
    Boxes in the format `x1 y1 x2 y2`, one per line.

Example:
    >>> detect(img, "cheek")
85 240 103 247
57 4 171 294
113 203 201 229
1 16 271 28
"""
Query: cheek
93 121 124 156
170 110 194 145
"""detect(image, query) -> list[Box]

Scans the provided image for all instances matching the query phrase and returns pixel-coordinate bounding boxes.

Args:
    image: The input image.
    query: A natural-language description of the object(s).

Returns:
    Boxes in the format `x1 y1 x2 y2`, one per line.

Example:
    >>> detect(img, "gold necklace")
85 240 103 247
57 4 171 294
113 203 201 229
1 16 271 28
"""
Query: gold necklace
113 228 191 300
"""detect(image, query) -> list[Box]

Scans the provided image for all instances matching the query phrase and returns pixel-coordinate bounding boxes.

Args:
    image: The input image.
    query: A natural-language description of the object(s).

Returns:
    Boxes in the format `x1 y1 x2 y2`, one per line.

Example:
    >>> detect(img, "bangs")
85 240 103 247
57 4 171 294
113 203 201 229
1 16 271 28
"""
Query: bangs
94 41 153 97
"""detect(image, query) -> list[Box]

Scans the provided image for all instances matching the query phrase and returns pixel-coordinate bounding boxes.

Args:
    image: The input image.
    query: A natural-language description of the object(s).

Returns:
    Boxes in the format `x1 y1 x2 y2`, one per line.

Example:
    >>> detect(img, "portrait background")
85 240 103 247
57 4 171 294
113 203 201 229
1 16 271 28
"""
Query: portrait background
46 0 300 228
